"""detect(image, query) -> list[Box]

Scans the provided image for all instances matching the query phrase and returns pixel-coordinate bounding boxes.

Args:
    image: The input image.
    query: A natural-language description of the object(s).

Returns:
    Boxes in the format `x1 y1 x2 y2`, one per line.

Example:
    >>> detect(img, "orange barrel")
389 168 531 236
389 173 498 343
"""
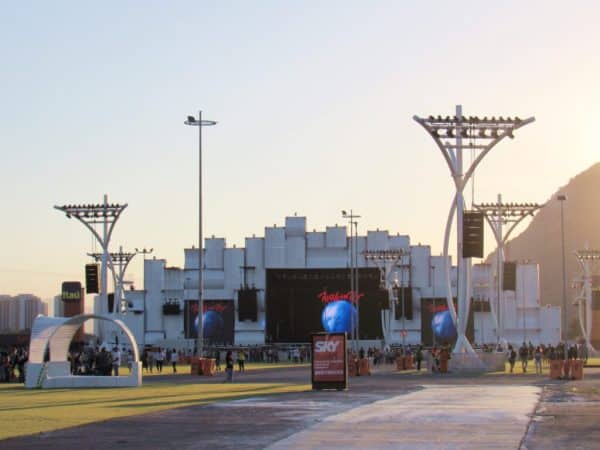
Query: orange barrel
549 360 563 379
359 358 371 376
396 357 404 371
190 357 201 375
348 358 357 377
563 359 572 379
439 349 449 373
571 360 584 380
200 358 216 376
404 355 414 370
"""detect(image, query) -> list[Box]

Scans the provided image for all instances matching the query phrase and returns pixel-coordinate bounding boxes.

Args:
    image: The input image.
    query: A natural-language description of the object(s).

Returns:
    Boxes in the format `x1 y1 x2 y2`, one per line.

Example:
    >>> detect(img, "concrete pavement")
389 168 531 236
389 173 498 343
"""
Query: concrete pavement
266 385 540 449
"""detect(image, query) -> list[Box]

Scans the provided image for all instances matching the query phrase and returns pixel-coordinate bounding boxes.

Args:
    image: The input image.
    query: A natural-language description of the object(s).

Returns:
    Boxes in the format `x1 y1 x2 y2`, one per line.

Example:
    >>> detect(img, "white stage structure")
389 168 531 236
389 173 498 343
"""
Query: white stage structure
25 314 141 389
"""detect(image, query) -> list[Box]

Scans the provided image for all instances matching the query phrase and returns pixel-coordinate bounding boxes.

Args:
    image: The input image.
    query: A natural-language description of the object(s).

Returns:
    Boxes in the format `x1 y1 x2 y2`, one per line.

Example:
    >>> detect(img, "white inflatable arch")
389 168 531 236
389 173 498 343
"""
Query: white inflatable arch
25 314 142 389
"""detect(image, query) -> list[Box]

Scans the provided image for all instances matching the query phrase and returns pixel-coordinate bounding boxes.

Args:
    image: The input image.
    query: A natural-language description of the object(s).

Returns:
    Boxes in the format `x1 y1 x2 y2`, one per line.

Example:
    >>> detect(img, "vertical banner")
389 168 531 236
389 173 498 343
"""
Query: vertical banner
311 332 347 390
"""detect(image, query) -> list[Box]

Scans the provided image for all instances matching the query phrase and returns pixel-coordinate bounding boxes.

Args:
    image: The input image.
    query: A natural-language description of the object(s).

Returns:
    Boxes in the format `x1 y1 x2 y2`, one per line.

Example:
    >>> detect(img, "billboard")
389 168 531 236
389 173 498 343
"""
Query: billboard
61 282 82 303
311 332 347 390
266 268 387 343
420 297 474 346
184 300 234 345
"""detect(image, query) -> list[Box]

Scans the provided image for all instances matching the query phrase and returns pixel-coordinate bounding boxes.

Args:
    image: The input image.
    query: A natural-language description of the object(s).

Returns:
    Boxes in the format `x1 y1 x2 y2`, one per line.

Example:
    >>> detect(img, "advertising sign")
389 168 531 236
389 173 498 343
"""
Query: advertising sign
266 268 387 343
184 299 235 345
61 281 82 303
311 332 347 390
420 297 474 346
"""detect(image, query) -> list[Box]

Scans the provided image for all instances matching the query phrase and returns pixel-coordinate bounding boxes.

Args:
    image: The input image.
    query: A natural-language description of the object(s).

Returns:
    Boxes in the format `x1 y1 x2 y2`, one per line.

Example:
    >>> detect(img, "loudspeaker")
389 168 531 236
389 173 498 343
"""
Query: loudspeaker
394 287 413 320
238 288 258 321
503 262 517 291
85 264 99 294
107 293 114 314
463 211 484 258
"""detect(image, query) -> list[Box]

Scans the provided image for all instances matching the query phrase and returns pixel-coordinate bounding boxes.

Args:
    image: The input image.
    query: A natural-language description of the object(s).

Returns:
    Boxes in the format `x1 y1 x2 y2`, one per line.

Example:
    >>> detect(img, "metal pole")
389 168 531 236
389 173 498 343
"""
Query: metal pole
401 265 405 346
348 214 354 351
102 194 108 312
198 110 204 358
559 198 567 343
496 194 503 343
354 220 359 351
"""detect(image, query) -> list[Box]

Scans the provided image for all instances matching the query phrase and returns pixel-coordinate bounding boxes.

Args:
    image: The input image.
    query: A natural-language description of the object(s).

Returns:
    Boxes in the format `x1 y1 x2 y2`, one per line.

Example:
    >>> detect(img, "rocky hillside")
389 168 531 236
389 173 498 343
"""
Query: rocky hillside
486 162 600 320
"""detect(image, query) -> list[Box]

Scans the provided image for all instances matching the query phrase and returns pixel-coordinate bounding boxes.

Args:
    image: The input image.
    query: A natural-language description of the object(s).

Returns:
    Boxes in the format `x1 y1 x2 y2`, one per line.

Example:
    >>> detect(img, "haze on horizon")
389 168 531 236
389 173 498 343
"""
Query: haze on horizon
1 1 599 300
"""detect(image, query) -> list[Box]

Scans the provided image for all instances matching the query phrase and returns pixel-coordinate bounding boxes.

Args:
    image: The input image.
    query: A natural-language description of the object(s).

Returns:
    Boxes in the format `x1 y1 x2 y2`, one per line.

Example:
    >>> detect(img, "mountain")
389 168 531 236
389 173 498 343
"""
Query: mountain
486 162 600 320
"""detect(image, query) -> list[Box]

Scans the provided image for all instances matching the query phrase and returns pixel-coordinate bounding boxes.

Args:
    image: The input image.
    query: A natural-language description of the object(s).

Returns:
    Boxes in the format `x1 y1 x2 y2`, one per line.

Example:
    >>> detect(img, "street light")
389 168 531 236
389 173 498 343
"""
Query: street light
342 210 360 351
185 111 217 358
557 193 568 343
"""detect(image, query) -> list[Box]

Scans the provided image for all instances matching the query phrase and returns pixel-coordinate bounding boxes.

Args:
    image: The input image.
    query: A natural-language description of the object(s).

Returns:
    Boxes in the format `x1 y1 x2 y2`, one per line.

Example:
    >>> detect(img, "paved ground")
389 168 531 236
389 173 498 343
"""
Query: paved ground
3 364 600 449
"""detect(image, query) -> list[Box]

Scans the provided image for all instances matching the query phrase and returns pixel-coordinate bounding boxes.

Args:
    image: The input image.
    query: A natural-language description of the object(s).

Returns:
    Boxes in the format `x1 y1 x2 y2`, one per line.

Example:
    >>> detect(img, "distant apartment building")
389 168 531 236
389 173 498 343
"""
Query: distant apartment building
0 294 47 332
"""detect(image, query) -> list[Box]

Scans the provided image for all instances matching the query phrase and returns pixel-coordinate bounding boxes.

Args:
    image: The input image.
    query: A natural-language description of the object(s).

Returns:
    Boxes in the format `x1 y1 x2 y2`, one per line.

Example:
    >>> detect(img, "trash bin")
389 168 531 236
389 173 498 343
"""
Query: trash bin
563 359 572 379
190 358 202 375
348 358 358 377
358 358 371 376
200 358 216 376
571 360 584 380
549 360 563 379
395 356 404 371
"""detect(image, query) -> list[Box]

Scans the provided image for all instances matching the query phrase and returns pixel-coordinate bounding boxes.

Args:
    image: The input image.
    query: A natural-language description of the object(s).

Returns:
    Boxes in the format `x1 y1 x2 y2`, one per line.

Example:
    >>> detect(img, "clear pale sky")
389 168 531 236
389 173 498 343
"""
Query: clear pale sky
2 1 599 301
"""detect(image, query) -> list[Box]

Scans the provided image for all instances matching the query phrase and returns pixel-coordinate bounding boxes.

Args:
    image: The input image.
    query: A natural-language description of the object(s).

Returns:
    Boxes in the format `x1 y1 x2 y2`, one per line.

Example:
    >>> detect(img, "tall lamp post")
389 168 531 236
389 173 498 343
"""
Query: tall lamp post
342 210 360 351
185 111 217 358
558 193 568 342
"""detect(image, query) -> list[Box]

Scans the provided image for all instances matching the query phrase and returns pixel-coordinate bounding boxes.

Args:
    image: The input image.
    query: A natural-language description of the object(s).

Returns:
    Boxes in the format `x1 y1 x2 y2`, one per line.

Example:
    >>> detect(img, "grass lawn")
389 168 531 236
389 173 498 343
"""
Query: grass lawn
132 361 309 377
0 375 310 440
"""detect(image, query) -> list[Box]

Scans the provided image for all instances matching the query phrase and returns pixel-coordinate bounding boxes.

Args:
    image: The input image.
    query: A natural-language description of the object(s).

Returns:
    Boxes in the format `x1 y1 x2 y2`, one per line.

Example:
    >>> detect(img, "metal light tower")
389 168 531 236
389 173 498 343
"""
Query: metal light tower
473 196 544 343
54 195 127 317
185 111 217 358
414 107 534 355
342 210 360 351
364 249 410 347
88 246 152 314
573 248 599 354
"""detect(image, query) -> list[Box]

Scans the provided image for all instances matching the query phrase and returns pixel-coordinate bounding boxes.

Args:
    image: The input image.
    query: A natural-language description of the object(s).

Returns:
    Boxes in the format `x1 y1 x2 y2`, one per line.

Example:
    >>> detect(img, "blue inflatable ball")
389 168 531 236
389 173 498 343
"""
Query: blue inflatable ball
321 300 357 334
431 310 457 341
194 311 224 339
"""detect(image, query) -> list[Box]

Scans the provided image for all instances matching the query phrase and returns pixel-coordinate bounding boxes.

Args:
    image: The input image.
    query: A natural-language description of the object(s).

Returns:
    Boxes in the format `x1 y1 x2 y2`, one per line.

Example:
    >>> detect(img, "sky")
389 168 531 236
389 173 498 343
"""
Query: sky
2 1 600 301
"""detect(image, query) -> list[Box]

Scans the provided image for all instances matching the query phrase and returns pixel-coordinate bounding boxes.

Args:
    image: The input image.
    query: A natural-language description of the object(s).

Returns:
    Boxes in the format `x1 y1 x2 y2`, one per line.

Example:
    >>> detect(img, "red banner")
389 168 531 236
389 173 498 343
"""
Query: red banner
312 333 346 382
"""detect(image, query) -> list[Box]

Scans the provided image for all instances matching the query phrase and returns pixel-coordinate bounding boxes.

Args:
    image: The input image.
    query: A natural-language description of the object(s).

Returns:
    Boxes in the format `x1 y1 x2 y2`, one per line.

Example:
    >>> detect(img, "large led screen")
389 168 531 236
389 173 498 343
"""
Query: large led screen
420 297 474 347
184 300 234 345
266 268 387 343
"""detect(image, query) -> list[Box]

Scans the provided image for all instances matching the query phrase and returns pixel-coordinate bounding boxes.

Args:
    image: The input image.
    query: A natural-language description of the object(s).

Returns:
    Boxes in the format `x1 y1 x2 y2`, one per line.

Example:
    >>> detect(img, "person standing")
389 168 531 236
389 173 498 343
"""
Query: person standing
534 346 543 375
237 349 245 372
111 347 121 376
415 345 424 371
147 350 155 373
171 348 178 373
155 348 164 373
126 350 134 373
225 350 234 382
519 342 529 373
508 346 517 373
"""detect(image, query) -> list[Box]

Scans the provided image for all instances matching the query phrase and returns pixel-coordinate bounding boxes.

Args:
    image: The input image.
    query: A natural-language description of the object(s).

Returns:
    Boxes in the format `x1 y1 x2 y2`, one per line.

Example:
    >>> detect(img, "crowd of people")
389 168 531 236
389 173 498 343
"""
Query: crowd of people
0 338 594 383
505 341 587 374
68 346 133 376
0 346 28 382
140 347 180 373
